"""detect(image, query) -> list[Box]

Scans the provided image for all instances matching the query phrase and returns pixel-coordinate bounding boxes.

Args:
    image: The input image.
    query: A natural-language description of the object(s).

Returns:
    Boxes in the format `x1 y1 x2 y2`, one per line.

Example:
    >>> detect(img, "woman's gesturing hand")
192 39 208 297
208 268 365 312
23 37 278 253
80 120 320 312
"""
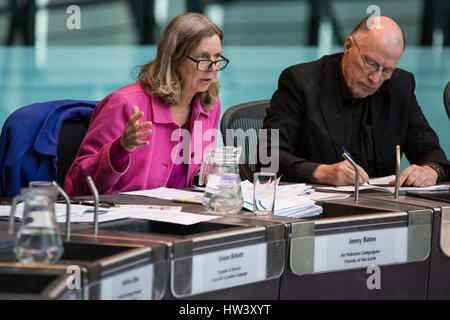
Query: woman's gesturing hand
120 106 153 152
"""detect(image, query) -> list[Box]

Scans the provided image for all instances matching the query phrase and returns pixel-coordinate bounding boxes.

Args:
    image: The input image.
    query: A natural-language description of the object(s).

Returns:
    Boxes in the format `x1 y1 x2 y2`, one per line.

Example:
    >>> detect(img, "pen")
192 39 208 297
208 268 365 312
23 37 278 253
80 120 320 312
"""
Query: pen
190 186 206 192
172 197 203 205
341 146 370 185
67 199 117 208
81 209 109 216
341 145 355 162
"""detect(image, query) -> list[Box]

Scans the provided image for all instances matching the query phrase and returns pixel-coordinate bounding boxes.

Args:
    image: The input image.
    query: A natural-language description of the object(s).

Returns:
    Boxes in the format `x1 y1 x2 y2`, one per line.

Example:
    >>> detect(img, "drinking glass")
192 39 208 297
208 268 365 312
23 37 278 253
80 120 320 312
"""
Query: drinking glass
253 172 276 216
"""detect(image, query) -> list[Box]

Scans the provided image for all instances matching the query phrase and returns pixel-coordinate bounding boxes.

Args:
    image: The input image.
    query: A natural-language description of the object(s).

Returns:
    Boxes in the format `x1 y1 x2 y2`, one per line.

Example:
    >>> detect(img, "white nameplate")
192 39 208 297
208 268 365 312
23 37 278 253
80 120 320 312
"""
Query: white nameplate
99 264 153 300
314 227 408 272
190 243 267 295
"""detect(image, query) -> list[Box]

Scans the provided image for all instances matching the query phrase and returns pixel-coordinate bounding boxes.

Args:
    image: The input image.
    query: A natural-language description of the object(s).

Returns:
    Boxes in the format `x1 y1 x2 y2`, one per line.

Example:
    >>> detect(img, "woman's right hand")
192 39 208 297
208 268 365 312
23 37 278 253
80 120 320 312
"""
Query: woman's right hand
120 106 153 152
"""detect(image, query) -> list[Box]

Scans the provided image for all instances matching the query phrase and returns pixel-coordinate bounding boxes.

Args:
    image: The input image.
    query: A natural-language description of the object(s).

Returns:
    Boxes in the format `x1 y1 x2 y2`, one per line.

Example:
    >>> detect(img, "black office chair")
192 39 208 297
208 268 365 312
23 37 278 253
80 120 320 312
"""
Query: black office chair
444 81 450 120
55 101 97 188
56 118 90 186
220 100 270 181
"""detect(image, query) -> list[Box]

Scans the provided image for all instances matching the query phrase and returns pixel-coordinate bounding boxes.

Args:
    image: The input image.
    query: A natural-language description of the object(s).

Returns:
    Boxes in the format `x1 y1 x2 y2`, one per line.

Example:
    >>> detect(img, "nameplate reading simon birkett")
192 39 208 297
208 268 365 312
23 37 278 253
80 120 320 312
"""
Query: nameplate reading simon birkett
189 243 267 295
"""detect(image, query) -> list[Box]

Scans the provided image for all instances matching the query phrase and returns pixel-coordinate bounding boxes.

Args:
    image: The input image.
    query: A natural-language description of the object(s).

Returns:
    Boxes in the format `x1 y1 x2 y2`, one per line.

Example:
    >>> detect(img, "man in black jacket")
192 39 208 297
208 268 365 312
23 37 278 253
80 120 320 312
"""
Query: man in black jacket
262 16 448 186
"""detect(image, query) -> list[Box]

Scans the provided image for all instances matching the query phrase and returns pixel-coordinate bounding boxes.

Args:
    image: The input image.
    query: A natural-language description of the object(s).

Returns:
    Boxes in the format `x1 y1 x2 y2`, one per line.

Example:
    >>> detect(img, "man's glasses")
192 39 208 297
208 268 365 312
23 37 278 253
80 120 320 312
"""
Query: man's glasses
187 56 229 71
351 36 395 79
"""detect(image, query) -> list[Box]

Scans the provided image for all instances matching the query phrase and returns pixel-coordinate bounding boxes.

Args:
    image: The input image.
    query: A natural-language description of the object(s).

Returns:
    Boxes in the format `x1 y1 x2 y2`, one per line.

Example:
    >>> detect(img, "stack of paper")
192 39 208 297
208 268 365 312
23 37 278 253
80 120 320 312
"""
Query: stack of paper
240 181 323 218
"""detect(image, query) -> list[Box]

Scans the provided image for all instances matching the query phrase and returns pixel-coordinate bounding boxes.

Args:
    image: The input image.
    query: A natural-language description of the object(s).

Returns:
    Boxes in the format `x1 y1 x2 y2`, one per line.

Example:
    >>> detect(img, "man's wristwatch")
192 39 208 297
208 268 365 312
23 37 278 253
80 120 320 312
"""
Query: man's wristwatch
426 164 442 182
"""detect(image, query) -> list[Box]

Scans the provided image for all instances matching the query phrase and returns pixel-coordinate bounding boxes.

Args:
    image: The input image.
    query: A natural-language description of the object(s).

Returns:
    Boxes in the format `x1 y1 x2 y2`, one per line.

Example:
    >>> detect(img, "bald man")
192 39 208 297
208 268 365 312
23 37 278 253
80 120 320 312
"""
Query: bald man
262 16 448 186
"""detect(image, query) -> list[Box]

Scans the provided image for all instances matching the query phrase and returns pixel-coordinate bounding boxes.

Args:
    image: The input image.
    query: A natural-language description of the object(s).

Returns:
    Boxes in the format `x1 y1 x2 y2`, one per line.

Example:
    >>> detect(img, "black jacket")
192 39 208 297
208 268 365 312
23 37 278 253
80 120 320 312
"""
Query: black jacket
262 53 448 181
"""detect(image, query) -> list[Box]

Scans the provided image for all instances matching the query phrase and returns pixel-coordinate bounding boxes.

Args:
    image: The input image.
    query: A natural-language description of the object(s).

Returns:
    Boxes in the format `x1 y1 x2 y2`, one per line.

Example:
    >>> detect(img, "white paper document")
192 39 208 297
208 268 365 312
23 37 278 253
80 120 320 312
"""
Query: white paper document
316 185 387 193
303 191 351 201
125 210 219 225
0 203 103 222
316 178 450 194
122 187 203 201
56 204 183 223
1 203 217 225
55 204 184 223
369 175 396 185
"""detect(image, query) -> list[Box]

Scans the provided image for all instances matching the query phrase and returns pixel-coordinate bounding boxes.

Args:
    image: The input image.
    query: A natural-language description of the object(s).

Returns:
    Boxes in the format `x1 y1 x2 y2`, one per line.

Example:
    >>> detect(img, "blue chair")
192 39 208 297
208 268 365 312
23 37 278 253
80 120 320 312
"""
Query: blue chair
0 100 97 197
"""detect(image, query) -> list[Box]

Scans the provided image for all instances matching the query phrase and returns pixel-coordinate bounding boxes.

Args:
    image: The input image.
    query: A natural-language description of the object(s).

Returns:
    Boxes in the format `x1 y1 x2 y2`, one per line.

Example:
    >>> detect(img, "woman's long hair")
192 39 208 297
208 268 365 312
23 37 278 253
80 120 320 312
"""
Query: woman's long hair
138 13 223 110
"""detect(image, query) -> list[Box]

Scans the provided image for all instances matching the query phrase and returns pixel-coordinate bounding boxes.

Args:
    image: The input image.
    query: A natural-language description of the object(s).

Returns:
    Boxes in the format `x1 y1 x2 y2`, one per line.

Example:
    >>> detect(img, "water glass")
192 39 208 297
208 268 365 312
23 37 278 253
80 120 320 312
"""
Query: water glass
253 172 276 216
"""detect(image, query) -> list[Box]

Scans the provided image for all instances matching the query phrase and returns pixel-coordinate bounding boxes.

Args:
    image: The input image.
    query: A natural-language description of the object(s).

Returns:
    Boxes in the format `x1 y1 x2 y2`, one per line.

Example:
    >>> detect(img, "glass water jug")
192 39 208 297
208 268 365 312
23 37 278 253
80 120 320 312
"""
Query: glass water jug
9 186 64 264
200 147 244 214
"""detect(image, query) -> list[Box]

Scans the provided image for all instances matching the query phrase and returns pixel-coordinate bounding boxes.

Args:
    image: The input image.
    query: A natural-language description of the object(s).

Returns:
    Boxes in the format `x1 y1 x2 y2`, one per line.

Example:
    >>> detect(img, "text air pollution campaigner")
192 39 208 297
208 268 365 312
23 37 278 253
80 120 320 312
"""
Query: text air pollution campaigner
64 13 229 196
262 16 448 187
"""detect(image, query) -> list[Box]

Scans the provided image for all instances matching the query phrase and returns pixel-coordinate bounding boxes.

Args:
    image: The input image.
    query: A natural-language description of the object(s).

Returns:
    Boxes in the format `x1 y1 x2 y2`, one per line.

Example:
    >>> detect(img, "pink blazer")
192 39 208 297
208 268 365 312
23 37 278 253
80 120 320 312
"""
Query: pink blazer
64 82 221 196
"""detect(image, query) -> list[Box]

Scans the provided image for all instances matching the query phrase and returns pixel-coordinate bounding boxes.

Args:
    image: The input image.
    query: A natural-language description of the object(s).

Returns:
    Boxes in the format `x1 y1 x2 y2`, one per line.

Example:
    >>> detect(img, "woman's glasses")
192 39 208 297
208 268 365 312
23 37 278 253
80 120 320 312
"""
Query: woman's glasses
187 56 229 71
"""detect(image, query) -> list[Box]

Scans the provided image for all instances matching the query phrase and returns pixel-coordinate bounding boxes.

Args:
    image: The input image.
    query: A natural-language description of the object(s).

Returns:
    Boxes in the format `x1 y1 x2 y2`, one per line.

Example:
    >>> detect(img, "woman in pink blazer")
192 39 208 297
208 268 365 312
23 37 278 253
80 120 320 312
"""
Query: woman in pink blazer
64 13 229 196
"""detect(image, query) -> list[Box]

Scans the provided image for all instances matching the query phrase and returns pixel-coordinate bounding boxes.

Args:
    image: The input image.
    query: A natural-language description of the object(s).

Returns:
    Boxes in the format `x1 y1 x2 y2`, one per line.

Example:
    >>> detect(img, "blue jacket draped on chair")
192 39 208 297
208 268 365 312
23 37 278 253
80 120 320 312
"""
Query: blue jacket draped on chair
0 100 97 197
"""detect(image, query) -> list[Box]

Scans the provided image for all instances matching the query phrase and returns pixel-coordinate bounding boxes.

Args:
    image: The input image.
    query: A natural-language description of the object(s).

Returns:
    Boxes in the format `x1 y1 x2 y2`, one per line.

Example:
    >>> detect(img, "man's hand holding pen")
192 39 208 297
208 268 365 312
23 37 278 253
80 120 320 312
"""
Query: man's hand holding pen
311 160 370 186
310 146 370 186
311 143 439 187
